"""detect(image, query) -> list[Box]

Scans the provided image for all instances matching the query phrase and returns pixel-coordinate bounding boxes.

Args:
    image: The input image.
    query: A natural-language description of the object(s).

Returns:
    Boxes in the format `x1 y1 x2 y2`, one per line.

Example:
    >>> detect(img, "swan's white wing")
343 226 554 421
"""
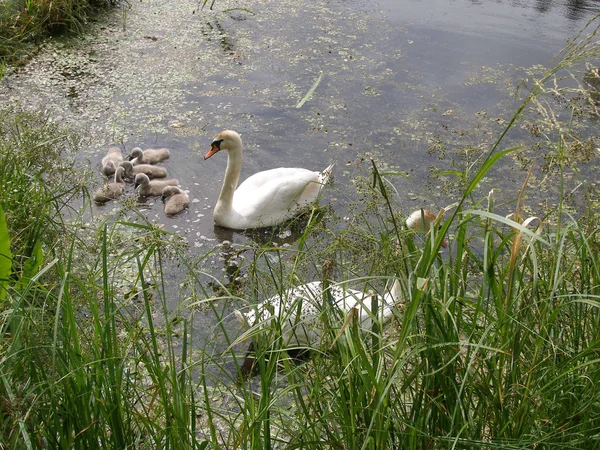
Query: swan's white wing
239 281 393 346
237 168 316 191
232 168 325 227
240 281 323 346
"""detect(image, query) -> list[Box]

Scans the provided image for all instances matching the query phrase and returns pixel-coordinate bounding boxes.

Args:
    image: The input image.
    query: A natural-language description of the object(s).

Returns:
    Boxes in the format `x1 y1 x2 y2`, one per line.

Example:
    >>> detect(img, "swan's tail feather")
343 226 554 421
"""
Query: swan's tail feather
320 163 335 186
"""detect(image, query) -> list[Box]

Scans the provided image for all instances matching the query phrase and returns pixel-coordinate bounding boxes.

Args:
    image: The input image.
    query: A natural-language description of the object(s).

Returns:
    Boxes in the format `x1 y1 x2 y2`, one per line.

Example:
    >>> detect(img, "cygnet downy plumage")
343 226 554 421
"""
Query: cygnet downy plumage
162 186 190 215
120 160 167 179
134 173 179 197
129 147 170 165
102 160 117 177
101 146 124 175
94 166 126 203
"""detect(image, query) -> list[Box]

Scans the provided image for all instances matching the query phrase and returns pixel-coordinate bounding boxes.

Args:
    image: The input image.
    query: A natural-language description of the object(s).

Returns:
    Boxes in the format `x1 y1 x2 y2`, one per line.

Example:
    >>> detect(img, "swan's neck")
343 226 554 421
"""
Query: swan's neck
215 143 242 215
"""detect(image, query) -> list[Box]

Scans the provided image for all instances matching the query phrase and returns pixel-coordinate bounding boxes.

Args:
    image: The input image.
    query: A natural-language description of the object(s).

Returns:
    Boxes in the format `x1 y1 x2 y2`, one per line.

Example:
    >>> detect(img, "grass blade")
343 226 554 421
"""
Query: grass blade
296 71 324 108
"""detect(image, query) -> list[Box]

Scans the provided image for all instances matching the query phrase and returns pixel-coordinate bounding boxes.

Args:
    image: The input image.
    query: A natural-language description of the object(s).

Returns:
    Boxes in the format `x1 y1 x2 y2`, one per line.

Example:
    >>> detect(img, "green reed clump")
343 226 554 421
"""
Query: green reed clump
1 211 208 448
0 106 206 448
0 107 90 275
0 0 117 65
206 156 600 449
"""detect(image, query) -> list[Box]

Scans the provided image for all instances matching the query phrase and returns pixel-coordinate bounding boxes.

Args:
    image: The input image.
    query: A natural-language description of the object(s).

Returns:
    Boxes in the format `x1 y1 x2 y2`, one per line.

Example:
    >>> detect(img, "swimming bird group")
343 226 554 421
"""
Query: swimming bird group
96 129 448 370
201 130 447 362
94 145 189 215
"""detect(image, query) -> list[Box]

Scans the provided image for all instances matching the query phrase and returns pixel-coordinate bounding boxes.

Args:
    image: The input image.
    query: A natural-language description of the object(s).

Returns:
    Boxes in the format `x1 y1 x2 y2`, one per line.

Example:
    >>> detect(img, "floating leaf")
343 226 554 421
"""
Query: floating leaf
296 71 324 108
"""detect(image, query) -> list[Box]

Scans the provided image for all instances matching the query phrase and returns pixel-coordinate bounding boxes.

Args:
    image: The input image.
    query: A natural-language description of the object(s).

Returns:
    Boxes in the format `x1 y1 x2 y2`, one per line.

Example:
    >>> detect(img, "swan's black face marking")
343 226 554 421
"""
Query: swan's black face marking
204 139 223 160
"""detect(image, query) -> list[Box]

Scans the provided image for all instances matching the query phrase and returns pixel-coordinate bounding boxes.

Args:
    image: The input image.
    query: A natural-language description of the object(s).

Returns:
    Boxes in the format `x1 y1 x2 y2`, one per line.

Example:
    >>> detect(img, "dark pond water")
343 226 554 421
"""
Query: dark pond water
1 0 599 360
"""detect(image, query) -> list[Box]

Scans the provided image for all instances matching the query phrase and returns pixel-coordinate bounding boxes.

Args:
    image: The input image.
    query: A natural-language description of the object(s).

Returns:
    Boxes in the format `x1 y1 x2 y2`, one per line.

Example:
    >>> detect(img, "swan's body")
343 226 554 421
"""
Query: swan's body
204 130 333 230
101 147 124 175
94 166 125 203
235 279 402 347
162 186 189 215
134 173 178 197
130 147 170 165
120 161 167 179
406 209 447 248
234 209 446 347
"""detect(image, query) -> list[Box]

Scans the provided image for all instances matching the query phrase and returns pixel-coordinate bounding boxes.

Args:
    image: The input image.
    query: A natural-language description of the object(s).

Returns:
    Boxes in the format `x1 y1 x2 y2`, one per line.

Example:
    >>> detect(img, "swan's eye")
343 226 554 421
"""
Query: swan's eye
211 139 223 149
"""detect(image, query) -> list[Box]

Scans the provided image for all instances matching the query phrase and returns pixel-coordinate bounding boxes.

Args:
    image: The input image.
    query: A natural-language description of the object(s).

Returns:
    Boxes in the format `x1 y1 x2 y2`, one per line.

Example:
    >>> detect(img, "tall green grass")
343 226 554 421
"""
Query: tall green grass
0 0 117 66
0 107 89 275
0 108 206 448
204 168 599 448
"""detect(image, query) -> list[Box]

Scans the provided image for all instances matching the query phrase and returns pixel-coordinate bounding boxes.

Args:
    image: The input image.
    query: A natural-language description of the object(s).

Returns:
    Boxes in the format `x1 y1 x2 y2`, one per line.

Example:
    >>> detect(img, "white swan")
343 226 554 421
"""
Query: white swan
119 161 167 179
129 147 170 165
233 209 446 347
235 279 402 347
406 209 447 248
93 166 125 203
134 173 178 197
204 130 333 230
101 146 124 176
162 186 189 215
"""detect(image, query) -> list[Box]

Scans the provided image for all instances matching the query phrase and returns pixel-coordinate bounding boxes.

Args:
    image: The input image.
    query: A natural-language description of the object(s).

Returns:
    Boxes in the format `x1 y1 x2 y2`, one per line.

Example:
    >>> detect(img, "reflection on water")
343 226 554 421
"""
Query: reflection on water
534 0 596 19
211 226 246 288
381 0 600 49
210 209 327 288
554 0 595 21
201 20 235 56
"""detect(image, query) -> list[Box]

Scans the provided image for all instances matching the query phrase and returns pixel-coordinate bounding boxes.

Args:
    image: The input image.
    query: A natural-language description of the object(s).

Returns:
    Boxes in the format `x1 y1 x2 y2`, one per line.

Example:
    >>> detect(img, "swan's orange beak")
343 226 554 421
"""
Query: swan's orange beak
204 144 220 160
441 239 448 249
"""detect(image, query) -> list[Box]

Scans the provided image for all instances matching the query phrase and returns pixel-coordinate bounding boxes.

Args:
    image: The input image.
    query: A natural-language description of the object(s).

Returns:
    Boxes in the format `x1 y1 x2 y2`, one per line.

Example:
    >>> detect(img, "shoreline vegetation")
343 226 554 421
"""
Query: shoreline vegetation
1 4 600 450
0 0 118 71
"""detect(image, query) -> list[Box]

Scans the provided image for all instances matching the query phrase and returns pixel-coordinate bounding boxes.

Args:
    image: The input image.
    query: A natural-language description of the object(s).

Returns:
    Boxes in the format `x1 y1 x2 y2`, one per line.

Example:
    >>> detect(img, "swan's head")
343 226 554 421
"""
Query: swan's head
204 130 242 160
129 147 143 161
161 185 181 202
114 166 125 182
406 209 447 248
134 173 150 188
